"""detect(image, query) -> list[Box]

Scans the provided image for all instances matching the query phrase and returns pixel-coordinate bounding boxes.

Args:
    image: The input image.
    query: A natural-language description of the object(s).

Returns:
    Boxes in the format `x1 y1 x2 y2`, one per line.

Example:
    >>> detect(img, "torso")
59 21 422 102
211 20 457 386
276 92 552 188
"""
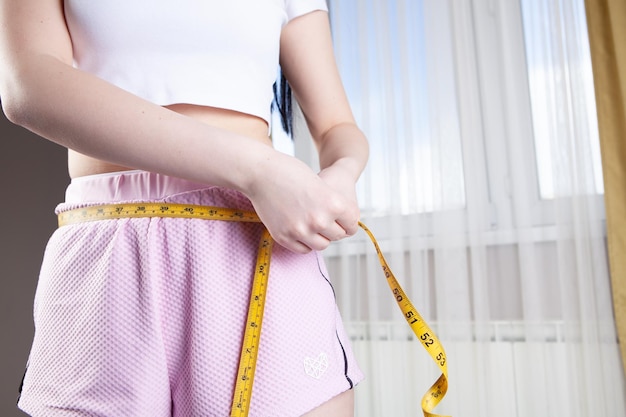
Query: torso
68 104 272 178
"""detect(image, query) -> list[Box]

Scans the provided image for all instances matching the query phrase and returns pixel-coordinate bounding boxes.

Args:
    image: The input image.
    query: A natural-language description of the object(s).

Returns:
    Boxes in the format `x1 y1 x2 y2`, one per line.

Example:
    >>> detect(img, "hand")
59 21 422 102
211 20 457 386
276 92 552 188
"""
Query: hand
245 153 360 254
317 162 360 217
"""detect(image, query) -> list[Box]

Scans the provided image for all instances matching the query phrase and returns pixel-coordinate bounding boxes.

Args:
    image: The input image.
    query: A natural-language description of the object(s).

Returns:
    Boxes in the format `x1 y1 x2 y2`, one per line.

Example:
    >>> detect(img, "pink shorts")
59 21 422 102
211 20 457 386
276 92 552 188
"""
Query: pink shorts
18 170 363 417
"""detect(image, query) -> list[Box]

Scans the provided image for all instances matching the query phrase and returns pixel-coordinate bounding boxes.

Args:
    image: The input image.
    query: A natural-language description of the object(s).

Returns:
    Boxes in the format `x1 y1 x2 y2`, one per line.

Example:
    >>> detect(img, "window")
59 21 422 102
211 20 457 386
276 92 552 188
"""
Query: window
521 0 604 199
331 0 467 215
276 0 604 231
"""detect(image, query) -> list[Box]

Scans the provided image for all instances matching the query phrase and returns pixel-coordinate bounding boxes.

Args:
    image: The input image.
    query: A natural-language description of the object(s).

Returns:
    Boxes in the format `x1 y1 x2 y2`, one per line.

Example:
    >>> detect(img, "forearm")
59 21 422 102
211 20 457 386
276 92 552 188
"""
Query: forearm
1 55 278 192
316 122 369 180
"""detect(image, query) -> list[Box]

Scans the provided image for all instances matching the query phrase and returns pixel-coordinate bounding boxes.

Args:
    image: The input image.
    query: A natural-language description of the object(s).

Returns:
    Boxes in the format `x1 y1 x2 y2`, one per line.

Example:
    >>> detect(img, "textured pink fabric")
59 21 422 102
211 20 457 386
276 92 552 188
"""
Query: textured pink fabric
18 171 363 417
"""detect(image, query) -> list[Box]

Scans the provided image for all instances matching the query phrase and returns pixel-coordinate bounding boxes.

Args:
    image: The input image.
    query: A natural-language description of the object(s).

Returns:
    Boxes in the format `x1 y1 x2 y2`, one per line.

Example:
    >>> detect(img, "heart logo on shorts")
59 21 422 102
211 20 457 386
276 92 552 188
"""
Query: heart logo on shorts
304 352 329 379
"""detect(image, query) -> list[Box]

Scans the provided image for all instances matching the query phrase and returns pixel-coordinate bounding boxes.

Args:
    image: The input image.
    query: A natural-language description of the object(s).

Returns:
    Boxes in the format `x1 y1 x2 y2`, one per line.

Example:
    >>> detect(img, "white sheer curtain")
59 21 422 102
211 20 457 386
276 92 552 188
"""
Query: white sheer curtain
290 0 626 415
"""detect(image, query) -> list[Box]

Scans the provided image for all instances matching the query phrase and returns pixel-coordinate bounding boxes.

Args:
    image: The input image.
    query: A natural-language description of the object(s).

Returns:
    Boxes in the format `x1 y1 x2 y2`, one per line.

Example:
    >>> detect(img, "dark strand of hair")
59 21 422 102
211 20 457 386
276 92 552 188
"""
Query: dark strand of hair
272 69 293 138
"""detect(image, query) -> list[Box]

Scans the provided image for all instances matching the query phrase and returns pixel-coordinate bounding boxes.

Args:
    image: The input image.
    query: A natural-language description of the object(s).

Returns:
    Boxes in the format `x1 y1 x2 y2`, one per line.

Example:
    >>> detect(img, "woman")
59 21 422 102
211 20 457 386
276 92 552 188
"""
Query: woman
0 0 368 416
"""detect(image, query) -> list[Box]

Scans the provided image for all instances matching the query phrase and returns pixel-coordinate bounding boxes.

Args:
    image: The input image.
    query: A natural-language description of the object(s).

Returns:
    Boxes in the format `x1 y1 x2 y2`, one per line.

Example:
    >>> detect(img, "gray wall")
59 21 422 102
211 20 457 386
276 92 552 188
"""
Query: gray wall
0 102 69 416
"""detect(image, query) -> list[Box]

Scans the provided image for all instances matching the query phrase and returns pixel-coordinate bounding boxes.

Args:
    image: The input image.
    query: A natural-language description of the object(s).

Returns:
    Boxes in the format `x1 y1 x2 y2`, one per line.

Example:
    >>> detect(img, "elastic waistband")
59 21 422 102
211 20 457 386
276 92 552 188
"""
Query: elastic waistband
57 170 253 215
64 170 209 204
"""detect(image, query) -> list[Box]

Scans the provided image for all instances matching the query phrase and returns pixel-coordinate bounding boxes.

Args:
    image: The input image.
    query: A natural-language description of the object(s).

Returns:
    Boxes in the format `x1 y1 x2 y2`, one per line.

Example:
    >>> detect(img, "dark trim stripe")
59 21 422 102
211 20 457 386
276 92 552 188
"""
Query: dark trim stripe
316 253 354 389
16 362 27 405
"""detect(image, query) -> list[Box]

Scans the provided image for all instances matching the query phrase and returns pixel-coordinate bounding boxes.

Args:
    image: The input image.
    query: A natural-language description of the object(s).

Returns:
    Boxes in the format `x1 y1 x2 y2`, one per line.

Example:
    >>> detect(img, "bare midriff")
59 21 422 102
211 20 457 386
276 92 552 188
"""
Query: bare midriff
68 103 272 179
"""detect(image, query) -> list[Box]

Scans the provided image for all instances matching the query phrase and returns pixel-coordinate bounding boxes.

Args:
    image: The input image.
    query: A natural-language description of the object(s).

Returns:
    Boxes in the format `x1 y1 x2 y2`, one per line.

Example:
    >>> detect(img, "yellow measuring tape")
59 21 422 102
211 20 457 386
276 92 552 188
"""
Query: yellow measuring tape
58 203 450 417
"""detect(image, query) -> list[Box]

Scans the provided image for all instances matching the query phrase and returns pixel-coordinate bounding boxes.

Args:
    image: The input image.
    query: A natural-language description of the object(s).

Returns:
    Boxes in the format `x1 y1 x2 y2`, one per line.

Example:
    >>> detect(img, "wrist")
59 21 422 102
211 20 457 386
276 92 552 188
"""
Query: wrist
317 124 369 180
321 157 363 182
231 144 277 196
239 148 312 197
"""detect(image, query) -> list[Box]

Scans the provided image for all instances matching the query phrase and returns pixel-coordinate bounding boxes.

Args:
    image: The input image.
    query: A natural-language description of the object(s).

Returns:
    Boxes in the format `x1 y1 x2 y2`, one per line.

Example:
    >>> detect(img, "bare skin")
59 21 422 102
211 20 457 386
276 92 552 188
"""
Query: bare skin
303 390 355 417
68 103 272 178
0 1 367 414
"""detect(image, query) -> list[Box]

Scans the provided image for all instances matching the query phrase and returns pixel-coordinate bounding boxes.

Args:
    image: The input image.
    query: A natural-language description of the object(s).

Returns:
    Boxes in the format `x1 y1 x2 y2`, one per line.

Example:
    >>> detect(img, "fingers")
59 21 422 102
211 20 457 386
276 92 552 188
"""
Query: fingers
272 224 334 254
274 214 359 254
273 231 329 254
331 199 360 238
319 221 349 241
335 214 359 237
247 165 360 253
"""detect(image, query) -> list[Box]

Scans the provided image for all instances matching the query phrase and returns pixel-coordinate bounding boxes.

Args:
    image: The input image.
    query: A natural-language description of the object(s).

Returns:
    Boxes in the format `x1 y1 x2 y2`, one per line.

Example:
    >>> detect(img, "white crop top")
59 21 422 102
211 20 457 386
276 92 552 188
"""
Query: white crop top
63 0 329 125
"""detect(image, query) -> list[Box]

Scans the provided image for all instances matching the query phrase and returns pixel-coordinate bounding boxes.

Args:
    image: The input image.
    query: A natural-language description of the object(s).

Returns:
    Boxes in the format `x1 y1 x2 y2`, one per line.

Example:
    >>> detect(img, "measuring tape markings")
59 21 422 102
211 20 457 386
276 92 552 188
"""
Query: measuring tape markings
231 229 273 416
58 203 450 417
58 203 260 225
359 223 449 417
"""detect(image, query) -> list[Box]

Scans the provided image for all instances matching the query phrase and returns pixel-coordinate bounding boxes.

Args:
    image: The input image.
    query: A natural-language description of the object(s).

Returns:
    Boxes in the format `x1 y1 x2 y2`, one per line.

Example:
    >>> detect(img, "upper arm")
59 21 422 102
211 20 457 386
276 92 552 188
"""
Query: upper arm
279 10 356 142
0 0 73 108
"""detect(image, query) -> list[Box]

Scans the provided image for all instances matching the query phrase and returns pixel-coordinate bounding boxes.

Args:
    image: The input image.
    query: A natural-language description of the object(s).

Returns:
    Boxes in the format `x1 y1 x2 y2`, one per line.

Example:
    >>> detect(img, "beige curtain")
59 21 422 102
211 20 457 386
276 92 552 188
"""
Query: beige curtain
585 0 626 374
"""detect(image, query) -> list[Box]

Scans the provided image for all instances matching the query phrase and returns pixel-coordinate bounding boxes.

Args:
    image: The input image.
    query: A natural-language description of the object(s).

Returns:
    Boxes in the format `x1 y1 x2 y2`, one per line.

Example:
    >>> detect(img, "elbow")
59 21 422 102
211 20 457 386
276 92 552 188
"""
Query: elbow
0 81 47 132
1 93 25 125
0 78 30 126
1 54 74 129
0 62 47 127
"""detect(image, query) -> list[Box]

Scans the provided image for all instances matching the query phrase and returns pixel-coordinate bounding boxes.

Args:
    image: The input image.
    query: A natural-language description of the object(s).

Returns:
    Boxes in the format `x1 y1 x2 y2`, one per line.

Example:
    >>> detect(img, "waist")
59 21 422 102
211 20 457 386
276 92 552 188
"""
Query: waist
68 103 272 179
58 170 255 223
